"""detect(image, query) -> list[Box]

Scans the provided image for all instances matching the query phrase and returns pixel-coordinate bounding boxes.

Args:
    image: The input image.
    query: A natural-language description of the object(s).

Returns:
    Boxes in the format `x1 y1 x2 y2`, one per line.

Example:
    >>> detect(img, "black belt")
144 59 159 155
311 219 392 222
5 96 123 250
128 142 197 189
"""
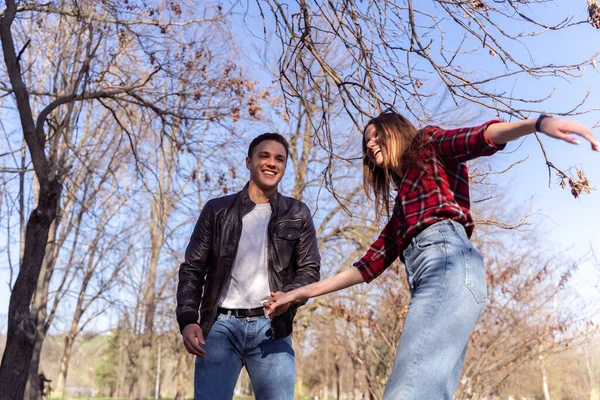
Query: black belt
217 307 264 318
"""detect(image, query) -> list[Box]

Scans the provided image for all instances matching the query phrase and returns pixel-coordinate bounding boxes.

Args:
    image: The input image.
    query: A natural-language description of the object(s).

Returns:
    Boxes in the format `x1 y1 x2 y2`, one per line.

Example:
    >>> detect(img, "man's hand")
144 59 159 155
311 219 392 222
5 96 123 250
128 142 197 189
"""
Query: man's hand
264 291 297 319
182 324 206 357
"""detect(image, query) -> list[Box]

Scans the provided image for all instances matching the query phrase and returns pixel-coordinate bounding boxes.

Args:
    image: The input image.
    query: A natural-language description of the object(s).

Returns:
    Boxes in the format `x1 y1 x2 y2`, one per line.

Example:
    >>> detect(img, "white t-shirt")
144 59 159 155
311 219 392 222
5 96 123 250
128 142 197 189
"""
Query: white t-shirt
219 203 272 309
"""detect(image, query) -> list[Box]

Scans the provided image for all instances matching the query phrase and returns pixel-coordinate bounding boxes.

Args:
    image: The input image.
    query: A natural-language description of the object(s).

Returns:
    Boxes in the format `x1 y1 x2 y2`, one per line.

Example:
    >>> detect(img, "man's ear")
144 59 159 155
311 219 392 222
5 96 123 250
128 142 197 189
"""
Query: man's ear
246 156 251 171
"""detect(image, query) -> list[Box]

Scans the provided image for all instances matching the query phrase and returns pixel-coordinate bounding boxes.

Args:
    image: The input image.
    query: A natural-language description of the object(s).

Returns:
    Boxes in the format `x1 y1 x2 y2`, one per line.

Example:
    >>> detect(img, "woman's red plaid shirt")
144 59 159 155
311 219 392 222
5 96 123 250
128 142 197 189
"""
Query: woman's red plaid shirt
355 120 504 283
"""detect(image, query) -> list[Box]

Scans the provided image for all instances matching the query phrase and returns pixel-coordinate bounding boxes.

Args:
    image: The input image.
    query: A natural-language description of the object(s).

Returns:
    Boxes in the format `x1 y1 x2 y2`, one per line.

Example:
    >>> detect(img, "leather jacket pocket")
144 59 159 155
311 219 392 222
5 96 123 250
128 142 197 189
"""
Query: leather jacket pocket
274 217 302 241
270 308 296 339
273 225 301 273
276 228 301 241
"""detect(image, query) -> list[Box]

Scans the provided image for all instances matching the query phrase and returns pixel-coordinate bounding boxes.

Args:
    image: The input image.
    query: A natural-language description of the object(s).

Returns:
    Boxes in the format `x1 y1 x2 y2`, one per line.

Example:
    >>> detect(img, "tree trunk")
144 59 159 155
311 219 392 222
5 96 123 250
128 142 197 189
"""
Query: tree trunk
55 269 95 397
26 215 60 400
138 341 153 400
24 329 46 400
137 218 161 399
155 341 161 399
0 181 61 399
174 353 187 400
137 264 159 398
137 143 171 399
55 334 75 398
117 331 127 398
353 367 361 400
540 353 551 400
585 345 599 400
335 361 341 400
0 1 61 396
19 139 26 266
324 344 329 400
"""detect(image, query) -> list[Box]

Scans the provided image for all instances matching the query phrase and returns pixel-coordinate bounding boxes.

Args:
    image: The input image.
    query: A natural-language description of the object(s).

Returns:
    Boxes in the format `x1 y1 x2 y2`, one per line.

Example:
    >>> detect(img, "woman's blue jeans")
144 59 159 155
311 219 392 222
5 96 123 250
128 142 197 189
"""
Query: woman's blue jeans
194 314 295 400
383 220 486 399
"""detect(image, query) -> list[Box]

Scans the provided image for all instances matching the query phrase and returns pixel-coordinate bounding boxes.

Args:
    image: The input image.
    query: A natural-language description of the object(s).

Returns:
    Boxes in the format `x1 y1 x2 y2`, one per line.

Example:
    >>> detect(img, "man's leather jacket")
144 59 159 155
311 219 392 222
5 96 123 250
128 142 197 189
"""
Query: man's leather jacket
176 184 321 339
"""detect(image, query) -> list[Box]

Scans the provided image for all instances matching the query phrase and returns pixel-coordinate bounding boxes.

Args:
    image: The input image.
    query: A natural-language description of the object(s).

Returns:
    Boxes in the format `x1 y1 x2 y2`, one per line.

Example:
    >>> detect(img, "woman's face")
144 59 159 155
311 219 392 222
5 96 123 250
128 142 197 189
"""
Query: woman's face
364 124 384 167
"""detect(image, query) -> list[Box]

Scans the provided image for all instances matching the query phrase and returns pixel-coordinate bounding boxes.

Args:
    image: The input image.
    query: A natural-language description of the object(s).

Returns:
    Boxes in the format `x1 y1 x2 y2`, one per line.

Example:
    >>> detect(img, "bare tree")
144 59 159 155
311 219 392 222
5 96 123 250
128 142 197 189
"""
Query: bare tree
0 0 254 397
53 166 134 397
19 104 136 399
250 0 600 194
2 1 598 397
459 231 595 398
0 2 64 395
135 122 190 399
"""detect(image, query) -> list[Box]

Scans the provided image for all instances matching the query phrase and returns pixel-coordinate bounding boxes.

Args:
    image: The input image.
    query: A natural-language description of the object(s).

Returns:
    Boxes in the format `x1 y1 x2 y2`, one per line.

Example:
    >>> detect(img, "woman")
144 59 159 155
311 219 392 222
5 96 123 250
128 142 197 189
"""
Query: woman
265 111 598 399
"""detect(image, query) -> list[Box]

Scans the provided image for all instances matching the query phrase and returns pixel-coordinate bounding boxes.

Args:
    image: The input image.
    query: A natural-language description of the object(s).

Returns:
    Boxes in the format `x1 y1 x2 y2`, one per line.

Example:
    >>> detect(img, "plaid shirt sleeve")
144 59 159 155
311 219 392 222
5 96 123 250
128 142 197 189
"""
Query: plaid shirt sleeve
353 216 402 283
428 120 505 163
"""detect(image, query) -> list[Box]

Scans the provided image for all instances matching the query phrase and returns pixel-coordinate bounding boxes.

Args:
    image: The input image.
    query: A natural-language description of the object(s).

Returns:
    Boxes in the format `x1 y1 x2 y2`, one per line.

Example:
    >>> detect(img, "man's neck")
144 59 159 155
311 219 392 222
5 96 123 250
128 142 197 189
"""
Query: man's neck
247 181 275 204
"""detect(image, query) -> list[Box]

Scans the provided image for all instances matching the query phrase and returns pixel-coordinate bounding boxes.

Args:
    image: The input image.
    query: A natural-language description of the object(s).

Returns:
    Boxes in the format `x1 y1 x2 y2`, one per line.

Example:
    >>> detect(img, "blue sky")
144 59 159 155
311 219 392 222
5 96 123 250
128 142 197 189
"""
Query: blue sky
229 1 600 300
1 1 599 330
458 3 600 301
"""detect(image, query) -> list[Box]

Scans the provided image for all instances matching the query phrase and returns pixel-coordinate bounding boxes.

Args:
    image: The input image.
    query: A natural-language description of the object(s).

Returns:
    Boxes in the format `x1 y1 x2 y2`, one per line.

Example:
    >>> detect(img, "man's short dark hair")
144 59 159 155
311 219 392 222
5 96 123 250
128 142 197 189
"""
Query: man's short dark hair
248 133 290 160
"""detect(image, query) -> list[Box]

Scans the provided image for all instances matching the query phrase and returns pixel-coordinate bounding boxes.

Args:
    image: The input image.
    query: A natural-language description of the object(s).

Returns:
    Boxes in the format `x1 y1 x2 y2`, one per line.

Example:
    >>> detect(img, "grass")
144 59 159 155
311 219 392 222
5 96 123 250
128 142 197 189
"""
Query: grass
50 397 316 400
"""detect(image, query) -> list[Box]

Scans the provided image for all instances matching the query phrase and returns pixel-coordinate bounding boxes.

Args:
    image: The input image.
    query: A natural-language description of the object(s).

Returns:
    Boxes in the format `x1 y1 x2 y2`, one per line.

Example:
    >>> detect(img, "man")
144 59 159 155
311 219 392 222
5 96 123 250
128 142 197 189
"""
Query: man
176 133 321 400
38 371 52 398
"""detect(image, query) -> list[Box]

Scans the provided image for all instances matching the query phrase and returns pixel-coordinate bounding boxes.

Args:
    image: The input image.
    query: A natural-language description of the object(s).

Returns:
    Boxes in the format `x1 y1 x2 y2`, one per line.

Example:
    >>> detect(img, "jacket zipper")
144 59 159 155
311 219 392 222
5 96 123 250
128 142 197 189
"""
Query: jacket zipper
267 206 277 293
213 204 246 318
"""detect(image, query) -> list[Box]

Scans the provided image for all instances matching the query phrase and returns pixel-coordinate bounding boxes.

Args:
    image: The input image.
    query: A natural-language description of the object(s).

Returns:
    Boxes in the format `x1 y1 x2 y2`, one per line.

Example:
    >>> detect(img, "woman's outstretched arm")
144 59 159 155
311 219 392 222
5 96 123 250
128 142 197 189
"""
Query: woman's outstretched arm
485 116 600 151
264 266 365 318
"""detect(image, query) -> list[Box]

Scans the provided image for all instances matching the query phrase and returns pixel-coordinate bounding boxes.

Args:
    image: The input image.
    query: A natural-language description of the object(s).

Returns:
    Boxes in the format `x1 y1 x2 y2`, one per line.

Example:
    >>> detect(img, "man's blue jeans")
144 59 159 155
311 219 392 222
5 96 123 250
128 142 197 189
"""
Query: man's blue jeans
194 313 295 400
383 220 487 399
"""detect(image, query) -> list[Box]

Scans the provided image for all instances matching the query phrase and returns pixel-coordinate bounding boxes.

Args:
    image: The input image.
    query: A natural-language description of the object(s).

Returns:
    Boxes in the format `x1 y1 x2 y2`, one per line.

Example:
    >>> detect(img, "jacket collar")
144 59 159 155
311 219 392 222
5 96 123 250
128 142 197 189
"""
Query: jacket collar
239 182 280 213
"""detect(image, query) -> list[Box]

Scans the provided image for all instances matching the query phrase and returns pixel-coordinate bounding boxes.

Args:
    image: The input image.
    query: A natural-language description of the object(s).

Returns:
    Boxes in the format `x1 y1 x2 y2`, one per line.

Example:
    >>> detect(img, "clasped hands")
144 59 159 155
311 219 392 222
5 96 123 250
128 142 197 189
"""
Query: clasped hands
263 291 298 318
183 291 299 357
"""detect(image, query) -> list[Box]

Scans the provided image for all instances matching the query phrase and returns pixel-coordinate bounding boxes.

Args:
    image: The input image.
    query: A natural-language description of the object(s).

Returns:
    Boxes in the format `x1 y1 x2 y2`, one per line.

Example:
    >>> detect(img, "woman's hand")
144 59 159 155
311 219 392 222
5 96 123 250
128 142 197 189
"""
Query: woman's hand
264 267 365 319
264 290 302 319
485 117 599 151
539 117 599 151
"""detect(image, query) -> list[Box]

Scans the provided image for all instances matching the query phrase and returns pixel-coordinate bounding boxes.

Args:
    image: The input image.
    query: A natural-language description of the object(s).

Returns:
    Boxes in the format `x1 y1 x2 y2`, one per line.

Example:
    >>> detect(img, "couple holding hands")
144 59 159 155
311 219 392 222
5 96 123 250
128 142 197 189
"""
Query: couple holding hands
176 110 598 400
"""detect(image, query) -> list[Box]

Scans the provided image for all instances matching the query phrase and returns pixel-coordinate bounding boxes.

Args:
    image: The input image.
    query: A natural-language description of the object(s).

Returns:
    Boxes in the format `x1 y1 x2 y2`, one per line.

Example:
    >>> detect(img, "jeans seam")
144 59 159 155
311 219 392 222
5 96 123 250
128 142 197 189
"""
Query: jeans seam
195 316 295 400
463 249 486 304
394 235 448 398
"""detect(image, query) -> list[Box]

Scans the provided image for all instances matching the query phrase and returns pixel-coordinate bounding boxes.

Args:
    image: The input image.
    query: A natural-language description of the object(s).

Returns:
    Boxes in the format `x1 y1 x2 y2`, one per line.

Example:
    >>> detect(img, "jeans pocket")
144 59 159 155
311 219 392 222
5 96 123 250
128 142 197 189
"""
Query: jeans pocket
415 231 445 250
463 248 487 304
215 313 230 322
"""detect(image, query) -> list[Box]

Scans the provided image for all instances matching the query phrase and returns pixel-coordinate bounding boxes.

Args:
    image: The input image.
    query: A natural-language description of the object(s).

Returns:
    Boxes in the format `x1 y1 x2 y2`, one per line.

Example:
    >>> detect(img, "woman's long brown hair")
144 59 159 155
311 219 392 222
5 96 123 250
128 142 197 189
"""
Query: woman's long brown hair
362 112 420 219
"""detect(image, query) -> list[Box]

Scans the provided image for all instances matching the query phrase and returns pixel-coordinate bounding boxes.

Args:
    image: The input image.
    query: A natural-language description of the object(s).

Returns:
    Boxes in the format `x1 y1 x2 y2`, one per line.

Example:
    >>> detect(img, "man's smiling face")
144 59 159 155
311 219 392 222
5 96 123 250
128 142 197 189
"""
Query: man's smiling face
246 140 287 193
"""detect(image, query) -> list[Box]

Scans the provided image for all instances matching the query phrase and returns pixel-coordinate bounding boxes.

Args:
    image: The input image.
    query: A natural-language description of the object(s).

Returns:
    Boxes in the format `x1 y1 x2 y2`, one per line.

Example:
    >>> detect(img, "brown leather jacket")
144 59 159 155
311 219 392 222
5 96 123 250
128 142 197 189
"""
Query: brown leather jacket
176 184 321 338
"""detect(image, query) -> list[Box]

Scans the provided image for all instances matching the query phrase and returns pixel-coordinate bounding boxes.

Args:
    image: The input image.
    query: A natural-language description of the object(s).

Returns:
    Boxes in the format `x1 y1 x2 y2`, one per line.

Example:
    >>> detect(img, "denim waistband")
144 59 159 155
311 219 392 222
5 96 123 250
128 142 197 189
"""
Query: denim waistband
409 219 467 247
217 306 265 318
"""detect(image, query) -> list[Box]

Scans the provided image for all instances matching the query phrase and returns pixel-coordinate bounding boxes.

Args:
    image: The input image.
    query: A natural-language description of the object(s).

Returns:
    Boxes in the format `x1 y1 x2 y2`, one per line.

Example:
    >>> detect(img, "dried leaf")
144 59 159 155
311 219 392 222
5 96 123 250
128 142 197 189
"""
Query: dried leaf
589 0 600 29
471 0 489 12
